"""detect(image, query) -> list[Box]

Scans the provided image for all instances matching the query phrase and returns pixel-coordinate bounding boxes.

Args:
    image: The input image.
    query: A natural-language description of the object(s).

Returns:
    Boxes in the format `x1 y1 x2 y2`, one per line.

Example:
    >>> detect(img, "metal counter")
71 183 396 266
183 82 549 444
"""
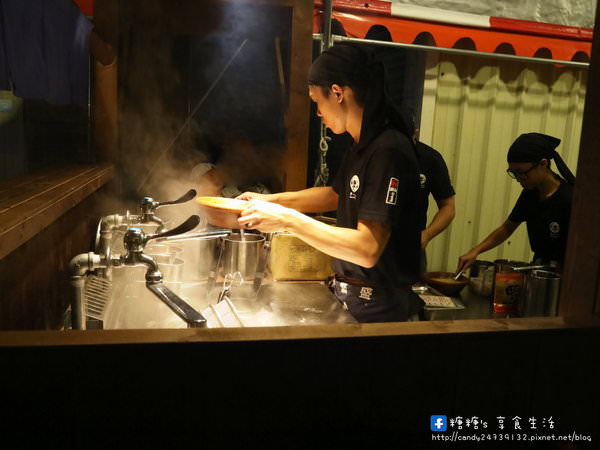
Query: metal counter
421 286 511 321
239 281 357 326
104 280 356 329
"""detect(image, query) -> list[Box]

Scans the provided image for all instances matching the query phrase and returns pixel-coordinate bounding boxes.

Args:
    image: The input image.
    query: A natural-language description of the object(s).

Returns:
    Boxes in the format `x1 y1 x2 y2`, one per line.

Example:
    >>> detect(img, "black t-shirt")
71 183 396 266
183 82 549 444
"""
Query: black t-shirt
508 178 573 264
331 127 422 288
416 141 456 230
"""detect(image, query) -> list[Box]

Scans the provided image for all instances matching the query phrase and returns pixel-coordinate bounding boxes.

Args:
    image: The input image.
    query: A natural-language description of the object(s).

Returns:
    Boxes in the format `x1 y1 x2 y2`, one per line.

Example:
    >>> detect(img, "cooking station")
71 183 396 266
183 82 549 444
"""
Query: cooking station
104 280 356 329
72 187 523 330
70 190 357 330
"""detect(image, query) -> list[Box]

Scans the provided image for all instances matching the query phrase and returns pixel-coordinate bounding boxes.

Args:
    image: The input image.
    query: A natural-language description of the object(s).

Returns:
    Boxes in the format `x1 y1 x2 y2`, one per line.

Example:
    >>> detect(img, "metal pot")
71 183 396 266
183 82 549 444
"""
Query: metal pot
178 237 221 281
519 269 561 317
221 233 265 280
468 260 495 297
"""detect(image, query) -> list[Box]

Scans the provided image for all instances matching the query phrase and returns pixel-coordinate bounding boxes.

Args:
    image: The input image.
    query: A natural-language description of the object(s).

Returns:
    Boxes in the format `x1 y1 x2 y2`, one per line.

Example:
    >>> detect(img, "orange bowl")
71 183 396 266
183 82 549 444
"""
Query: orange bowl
196 196 249 229
422 271 469 297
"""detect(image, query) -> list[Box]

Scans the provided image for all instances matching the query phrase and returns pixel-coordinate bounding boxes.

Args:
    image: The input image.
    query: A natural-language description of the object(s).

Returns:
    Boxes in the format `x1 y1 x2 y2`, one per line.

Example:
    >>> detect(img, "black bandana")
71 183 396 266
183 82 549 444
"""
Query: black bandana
308 42 414 149
507 132 575 185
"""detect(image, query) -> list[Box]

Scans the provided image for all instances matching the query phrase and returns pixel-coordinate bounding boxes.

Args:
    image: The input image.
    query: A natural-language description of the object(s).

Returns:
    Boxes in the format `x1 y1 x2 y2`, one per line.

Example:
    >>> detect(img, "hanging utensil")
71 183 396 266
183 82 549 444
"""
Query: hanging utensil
253 233 273 293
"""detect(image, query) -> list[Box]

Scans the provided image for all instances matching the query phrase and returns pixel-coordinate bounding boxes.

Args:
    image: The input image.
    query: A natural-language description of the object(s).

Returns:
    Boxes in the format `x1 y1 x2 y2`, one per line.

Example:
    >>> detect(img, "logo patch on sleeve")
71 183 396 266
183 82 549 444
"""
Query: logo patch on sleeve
385 177 399 205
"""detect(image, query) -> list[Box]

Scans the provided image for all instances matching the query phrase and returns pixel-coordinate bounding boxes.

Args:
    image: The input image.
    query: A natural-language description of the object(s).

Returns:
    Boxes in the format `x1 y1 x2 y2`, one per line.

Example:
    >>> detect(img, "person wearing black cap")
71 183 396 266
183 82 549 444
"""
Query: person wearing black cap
236 42 423 323
457 132 575 272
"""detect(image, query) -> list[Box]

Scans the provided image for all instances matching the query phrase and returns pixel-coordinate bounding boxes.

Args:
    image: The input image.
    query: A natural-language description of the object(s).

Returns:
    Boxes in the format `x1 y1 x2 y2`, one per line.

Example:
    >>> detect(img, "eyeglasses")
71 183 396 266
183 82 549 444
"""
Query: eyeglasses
506 162 539 180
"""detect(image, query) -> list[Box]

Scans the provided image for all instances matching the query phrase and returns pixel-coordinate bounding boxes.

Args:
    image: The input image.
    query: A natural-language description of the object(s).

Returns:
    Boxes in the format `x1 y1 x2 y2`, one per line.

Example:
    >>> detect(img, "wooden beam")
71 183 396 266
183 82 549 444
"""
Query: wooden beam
1 315 599 347
559 2 600 317
283 0 313 191
92 0 119 164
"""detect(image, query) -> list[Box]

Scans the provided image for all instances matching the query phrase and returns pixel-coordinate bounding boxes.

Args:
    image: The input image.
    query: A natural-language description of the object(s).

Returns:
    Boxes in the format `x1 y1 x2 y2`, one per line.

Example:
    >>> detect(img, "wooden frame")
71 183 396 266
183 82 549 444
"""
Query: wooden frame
559 1 600 317
0 0 598 341
282 0 314 191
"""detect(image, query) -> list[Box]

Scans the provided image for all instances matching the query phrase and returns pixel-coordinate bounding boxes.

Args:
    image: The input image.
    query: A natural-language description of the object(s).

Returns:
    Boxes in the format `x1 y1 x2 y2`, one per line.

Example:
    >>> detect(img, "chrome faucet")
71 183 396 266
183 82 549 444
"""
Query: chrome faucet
95 189 198 255
71 215 208 330
121 215 207 328
138 188 197 233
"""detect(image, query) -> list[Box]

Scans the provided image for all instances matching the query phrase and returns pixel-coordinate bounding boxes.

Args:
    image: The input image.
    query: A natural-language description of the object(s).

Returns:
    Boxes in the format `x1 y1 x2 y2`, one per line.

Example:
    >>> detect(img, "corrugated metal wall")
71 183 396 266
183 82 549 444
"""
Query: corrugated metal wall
420 53 586 272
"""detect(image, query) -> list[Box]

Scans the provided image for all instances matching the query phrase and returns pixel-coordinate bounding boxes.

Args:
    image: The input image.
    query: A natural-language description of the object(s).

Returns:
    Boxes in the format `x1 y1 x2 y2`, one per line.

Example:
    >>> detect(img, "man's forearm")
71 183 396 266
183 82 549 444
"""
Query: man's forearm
272 187 337 213
283 212 388 268
424 206 455 242
473 225 514 254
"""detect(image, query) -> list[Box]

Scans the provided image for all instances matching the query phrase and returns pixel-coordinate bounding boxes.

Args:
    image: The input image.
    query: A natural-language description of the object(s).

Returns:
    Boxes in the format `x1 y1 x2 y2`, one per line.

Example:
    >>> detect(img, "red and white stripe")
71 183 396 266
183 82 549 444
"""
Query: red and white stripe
320 0 592 42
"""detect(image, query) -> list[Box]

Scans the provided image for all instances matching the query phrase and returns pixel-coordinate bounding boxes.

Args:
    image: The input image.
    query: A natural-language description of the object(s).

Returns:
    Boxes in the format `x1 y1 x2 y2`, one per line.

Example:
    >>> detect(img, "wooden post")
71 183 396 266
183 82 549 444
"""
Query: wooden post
283 0 313 191
91 0 119 165
559 1 600 317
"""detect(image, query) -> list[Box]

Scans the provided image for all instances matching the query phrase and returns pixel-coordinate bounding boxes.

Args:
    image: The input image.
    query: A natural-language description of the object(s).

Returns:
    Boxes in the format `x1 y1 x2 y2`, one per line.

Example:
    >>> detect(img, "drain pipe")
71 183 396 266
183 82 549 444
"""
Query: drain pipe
69 252 103 330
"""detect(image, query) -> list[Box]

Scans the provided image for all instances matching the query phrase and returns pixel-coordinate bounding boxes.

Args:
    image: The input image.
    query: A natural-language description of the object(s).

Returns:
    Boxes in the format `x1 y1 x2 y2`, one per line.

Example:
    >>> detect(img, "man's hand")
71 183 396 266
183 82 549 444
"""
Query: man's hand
456 249 479 273
237 200 300 233
421 229 431 249
236 192 272 202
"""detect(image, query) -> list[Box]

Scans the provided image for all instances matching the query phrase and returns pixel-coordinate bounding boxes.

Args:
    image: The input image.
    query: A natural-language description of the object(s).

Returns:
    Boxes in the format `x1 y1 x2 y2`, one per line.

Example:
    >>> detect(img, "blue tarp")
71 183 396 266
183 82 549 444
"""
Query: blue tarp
0 0 93 106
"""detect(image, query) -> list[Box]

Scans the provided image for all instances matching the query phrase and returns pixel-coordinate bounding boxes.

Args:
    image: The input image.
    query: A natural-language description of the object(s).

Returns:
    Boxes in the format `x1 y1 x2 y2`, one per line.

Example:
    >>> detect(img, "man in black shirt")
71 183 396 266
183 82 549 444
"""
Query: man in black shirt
416 140 456 252
237 43 423 322
457 133 575 272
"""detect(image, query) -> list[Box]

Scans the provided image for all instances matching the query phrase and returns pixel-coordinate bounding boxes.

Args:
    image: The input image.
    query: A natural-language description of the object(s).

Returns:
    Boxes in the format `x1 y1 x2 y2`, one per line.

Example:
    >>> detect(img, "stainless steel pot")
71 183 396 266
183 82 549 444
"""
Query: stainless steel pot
178 237 221 281
468 260 495 297
519 269 560 317
221 233 265 280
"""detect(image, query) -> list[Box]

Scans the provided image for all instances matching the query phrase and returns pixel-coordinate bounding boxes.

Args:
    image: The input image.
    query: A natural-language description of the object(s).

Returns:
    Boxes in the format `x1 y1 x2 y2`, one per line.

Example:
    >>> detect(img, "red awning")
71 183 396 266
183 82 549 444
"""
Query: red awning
314 1 592 63
73 0 93 16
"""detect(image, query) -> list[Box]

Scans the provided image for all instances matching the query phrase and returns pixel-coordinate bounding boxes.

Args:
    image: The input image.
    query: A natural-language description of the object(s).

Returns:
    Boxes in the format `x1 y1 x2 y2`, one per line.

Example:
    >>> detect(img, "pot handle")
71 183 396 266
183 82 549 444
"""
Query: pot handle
511 265 547 272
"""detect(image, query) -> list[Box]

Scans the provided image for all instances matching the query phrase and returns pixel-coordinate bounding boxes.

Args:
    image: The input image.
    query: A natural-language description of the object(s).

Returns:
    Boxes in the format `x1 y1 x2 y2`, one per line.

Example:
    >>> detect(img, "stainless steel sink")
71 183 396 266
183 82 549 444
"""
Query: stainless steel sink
103 280 356 329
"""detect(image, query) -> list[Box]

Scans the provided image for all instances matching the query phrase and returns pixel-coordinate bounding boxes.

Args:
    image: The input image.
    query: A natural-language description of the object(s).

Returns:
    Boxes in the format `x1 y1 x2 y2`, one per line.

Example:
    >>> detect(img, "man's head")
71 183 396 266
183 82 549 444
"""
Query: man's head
309 83 358 135
506 133 562 189
308 43 372 135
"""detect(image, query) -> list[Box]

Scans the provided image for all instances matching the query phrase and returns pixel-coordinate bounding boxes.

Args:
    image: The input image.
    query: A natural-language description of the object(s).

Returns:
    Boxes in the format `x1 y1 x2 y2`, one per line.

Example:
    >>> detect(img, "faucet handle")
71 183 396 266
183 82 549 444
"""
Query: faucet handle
156 188 197 207
140 189 197 215
122 215 200 254
147 215 201 242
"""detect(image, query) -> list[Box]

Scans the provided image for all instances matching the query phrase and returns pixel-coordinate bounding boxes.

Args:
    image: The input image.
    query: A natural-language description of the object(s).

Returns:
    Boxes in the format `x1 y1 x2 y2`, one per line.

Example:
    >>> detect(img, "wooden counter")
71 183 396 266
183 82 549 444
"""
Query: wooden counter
0 164 114 259
0 314 598 347
0 165 114 330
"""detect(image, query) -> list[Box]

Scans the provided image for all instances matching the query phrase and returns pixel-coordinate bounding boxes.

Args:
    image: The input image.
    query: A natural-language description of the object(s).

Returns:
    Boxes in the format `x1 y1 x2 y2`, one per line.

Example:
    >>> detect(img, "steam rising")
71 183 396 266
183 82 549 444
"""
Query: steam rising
109 0 290 230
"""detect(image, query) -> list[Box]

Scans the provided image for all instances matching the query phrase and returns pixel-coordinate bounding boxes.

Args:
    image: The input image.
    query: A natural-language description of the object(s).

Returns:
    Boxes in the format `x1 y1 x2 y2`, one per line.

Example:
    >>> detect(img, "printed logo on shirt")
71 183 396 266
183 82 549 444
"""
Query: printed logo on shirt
419 173 427 189
386 177 399 205
349 175 360 199
549 221 560 238
359 287 373 301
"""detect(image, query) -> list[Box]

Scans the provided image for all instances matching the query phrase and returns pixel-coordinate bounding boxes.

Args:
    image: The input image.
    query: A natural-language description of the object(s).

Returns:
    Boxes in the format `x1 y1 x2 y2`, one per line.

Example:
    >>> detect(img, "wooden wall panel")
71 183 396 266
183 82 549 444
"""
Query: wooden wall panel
0 187 110 330
559 3 600 317
0 327 598 446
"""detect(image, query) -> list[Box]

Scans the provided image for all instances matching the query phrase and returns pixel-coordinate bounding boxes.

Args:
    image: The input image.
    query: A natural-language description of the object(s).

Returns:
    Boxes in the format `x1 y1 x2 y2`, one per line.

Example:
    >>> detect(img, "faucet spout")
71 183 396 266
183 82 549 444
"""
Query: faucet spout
142 214 166 233
120 216 207 328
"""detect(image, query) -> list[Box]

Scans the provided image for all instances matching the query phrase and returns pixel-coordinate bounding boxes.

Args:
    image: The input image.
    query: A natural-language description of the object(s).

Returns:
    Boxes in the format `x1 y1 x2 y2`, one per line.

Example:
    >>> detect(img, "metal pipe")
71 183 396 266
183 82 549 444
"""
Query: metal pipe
95 214 124 254
312 33 589 69
512 265 548 272
155 231 230 243
70 277 86 330
69 252 103 330
321 0 334 51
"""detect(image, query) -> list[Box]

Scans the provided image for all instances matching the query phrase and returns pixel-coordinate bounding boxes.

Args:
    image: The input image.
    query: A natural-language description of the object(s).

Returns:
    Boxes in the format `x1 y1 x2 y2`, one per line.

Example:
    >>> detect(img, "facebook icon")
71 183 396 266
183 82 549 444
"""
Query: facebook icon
431 415 447 432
